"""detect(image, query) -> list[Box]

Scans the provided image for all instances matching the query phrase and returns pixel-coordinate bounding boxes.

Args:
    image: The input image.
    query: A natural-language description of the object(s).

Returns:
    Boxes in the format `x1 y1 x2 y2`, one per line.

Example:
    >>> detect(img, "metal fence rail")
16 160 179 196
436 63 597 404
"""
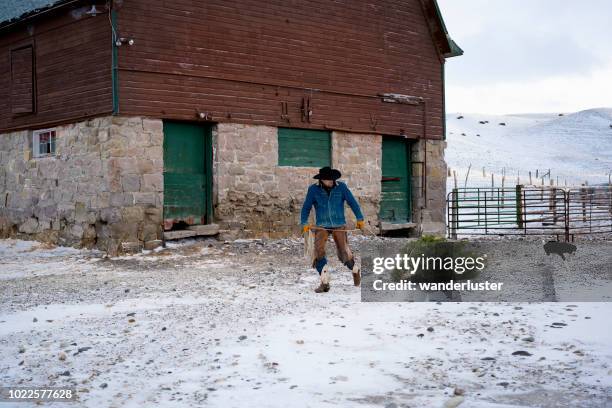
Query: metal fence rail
447 186 612 241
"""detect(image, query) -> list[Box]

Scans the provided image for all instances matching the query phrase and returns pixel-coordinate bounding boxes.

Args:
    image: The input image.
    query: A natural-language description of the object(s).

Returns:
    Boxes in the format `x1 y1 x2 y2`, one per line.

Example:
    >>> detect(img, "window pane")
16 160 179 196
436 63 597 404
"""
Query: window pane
50 133 56 154
34 130 56 156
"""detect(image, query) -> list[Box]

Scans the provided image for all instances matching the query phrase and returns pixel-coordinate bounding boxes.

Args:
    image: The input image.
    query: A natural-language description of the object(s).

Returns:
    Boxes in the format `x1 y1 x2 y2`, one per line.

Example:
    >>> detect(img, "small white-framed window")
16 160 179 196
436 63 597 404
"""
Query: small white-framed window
32 128 57 158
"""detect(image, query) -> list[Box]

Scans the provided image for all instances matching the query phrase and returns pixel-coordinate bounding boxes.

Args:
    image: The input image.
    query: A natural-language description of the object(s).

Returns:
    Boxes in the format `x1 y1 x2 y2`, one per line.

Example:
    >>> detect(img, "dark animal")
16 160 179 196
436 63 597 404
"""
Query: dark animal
457 115 464 119
543 241 577 261
499 122 506 126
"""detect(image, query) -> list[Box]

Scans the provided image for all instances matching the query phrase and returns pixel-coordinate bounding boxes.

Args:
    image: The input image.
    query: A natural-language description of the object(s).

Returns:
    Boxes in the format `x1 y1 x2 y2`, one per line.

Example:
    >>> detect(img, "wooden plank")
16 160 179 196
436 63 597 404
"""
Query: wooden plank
163 230 197 240
381 222 417 231
0 12 112 132
10 45 34 114
187 224 220 236
114 0 446 139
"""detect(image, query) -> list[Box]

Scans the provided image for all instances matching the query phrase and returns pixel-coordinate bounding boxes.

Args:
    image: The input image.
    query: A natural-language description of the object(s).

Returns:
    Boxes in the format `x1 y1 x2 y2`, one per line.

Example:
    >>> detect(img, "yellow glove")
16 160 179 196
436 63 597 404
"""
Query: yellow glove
302 225 311 233
356 220 365 230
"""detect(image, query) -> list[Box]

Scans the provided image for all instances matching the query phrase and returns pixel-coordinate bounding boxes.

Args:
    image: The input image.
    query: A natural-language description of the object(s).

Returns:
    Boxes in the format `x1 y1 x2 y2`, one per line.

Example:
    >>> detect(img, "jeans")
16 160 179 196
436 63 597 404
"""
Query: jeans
312 226 355 274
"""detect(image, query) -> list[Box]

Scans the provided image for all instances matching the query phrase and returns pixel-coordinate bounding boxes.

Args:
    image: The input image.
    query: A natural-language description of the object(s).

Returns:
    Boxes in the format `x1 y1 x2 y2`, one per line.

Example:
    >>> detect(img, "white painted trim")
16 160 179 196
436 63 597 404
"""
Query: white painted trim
32 128 57 158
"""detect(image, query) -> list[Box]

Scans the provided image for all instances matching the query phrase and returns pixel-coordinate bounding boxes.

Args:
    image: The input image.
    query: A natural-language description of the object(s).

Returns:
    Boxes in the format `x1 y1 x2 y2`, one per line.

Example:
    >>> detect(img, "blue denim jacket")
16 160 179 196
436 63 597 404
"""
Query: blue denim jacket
300 181 364 227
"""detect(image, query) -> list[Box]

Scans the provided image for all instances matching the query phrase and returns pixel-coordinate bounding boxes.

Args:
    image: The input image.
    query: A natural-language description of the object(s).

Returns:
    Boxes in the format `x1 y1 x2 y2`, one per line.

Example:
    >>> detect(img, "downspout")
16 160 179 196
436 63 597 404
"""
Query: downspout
421 99 428 208
442 62 446 141
110 7 119 114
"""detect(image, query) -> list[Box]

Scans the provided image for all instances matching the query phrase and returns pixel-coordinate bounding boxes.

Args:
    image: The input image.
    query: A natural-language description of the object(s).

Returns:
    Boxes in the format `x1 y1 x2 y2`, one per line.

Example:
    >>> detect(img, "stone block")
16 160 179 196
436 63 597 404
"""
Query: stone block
143 118 163 133
144 239 163 250
121 175 141 192
121 241 142 253
133 192 157 205
142 174 163 192
121 206 145 223
19 217 38 234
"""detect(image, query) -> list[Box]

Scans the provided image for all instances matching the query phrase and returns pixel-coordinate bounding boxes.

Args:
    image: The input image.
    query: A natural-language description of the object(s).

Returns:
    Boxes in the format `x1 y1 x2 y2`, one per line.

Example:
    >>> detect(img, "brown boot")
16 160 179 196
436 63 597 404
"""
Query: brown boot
314 282 330 293
352 265 361 286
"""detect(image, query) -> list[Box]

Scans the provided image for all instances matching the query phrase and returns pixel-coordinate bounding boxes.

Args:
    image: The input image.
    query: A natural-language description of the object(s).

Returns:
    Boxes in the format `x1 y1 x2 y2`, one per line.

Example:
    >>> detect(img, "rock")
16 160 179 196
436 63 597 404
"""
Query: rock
512 350 532 356
77 347 91 353
18 346 25 354
60 370 71 376
100 383 108 389
238 335 247 341
453 387 465 396
443 396 465 408
58 352 67 361
427 327 434 332
296 340 304 345
144 240 163 250
481 357 495 361
33 317 38 323
497 382 509 387
522 336 535 342
127 312 136 317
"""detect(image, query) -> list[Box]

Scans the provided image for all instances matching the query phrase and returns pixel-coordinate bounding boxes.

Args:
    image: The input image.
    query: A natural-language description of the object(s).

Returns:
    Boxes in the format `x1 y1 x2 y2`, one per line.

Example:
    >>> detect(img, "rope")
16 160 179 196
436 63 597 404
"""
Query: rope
306 225 379 236
308 226 358 232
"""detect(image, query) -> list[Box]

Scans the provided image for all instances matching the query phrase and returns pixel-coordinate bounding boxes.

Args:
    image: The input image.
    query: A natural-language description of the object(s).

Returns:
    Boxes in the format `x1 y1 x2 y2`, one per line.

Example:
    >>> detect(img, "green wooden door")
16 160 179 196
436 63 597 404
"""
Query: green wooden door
379 136 411 223
163 121 212 229
277 128 331 167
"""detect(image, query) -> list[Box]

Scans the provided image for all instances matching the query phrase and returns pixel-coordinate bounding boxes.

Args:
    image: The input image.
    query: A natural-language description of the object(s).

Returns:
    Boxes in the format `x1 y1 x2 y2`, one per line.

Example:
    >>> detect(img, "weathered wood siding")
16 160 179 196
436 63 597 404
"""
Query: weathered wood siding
0 9 112 132
116 0 445 139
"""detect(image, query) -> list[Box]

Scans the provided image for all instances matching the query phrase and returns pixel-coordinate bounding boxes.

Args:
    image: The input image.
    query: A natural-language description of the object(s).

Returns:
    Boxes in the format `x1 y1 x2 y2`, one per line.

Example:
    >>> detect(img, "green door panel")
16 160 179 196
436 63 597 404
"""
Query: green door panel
163 121 212 227
379 136 411 223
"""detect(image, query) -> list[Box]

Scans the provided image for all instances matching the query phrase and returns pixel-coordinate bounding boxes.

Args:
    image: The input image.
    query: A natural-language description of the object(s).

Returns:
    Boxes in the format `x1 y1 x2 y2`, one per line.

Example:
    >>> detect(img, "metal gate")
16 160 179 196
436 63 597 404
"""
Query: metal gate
447 186 612 241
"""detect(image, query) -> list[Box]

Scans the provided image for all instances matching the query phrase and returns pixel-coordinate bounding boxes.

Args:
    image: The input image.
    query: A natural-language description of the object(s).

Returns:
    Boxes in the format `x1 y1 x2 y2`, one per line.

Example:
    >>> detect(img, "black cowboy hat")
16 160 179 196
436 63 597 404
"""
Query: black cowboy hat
313 166 341 180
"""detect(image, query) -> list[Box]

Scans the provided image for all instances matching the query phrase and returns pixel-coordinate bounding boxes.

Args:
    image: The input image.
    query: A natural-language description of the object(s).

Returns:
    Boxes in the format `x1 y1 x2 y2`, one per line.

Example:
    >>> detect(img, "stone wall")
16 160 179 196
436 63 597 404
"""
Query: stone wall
213 124 382 239
411 138 447 236
0 117 447 250
331 131 382 230
0 116 164 254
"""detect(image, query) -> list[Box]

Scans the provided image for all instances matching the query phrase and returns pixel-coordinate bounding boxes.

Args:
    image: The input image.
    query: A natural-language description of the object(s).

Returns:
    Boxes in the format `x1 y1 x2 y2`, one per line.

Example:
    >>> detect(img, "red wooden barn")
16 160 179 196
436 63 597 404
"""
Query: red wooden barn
0 0 461 253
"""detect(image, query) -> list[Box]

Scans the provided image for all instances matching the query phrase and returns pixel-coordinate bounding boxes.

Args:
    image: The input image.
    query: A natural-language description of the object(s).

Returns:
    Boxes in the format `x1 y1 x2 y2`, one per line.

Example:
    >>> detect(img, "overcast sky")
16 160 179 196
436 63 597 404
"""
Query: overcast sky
437 0 612 114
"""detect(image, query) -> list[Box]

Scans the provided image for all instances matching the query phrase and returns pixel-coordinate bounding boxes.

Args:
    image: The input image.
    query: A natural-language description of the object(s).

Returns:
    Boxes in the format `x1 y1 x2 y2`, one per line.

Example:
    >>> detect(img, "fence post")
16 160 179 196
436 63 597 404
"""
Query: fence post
515 185 523 229
450 188 459 239
564 190 570 242
581 184 587 222
551 187 558 224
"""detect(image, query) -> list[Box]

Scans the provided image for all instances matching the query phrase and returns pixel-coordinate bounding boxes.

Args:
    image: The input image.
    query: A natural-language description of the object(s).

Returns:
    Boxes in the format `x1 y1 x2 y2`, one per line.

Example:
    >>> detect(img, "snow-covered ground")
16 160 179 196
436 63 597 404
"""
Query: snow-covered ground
446 108 612 189
1 238 611 407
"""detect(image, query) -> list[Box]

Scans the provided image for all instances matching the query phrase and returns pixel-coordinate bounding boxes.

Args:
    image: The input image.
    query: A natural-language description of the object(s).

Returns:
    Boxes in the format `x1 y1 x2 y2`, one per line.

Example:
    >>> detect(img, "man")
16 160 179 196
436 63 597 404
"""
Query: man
301 166 365 293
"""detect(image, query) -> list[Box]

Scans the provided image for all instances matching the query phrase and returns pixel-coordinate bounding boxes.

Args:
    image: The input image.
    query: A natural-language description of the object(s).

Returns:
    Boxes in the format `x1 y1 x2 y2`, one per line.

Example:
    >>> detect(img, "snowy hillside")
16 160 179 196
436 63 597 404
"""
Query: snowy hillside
445 108 612 189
